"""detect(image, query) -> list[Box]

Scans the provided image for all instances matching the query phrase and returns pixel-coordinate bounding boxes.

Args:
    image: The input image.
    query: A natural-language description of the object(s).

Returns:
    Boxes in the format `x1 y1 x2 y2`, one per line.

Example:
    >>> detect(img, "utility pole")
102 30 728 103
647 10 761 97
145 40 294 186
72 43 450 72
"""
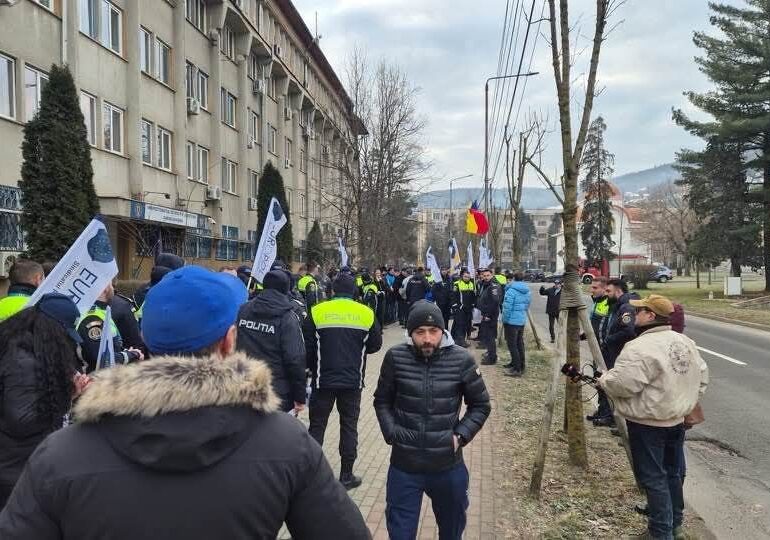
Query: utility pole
484 72 538 214
449 173 473 239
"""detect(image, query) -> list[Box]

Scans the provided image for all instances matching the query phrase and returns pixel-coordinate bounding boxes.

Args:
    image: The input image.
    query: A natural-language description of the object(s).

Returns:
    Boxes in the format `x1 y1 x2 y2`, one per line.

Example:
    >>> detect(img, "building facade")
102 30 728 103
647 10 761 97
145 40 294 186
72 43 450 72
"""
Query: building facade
0 0 355 280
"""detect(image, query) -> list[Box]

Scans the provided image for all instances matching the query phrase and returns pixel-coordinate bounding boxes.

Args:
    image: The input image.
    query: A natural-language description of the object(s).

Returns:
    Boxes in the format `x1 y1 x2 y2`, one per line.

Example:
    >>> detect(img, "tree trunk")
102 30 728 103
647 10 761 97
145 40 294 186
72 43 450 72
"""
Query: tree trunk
764 157 770 291
695 259 700 289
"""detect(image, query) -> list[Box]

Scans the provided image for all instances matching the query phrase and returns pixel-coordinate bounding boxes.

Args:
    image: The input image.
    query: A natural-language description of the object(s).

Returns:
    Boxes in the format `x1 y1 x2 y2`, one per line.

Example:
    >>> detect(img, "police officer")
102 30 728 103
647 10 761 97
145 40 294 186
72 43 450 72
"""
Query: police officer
361 271 380 314
297 263 321 308
494 267 507 287
133 253 185 320
237 270 307 414
478 268 503 365
0 260 44 322
431 266 454 329
306 273 383 490
78 283 144 372
405 267 430 310
593 278 636 426
451 268 476 348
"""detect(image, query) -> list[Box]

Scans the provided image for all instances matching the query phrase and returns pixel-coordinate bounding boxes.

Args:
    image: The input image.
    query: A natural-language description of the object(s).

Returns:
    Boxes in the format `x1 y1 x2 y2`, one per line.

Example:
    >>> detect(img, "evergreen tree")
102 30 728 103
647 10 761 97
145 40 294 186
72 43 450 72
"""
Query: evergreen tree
256 162 293 264
675 139 762 277
579 116 615 266
514 208 536 267
306 219 324 266
673 0 770 290
20 64 99 261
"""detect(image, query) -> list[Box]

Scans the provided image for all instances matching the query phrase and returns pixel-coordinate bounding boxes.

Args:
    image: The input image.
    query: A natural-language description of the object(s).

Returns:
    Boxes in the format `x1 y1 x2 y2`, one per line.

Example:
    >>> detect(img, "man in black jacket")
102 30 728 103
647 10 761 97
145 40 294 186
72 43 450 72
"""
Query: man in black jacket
405 267 429 309
593 278 636 426
306 273 383 490
477 268 503 365
539 280 562 343
237 270 307 415
431 266 453 328
374 301 490 540
393 267 410 327
451 268 476 348
0 265 369 540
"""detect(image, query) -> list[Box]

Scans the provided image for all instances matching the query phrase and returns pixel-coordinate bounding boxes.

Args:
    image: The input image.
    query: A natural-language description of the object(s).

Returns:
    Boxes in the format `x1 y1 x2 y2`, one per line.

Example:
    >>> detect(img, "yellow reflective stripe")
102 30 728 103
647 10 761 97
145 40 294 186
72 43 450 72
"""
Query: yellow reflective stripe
0 295 30 321
298 275 316 292
363 284 378 295
455 281 474 292
595 298 610 317
311 298 374 330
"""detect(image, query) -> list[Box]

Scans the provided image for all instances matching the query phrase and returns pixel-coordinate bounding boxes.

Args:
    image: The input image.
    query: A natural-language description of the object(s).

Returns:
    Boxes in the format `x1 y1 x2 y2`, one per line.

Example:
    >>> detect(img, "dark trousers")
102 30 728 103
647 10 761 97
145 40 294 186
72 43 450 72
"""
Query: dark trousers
308 389 362 467
480 319 498 362
503 324 525 372
398 299 409 326
547 313 559 341
627 421 685 539
596 354 616 418
451 310 471 346
386 463 469 540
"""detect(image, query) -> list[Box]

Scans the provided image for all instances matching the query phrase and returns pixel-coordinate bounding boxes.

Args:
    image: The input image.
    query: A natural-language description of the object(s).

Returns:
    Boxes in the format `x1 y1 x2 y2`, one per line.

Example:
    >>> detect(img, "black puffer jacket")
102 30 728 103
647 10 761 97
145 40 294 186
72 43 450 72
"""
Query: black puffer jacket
374 332 491 474
0 353 369 539
237 289 307 410
0 335 71 507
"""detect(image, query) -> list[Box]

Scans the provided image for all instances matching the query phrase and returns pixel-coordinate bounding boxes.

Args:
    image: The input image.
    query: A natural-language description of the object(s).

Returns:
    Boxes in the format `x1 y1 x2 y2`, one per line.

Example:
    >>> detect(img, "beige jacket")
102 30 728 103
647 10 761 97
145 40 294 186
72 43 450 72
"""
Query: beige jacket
598 325 709 427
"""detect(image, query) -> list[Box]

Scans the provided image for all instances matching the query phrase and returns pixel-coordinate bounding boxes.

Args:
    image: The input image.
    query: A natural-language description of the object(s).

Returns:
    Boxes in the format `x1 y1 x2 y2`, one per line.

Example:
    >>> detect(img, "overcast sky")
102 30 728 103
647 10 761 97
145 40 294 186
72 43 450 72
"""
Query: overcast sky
293 0 728 192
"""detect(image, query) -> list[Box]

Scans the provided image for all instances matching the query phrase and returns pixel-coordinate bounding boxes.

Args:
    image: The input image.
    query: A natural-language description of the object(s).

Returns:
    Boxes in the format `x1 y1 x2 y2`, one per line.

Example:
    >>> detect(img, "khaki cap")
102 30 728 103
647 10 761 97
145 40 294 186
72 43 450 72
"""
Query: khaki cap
629 294 674 317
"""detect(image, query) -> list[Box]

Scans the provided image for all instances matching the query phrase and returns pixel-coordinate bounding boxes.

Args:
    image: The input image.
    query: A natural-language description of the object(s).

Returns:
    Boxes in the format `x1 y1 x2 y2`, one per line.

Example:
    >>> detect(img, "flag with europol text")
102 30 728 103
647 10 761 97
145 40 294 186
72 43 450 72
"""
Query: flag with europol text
26 218 119 317
448 238 462 275
338 236 349 267
251 197 288 283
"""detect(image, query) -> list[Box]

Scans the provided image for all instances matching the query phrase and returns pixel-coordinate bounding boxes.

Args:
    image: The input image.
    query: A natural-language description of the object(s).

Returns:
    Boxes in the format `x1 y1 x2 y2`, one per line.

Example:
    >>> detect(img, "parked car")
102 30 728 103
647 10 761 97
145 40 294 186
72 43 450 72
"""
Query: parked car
523 268 546 282
545 273 564 283
650 265 673 283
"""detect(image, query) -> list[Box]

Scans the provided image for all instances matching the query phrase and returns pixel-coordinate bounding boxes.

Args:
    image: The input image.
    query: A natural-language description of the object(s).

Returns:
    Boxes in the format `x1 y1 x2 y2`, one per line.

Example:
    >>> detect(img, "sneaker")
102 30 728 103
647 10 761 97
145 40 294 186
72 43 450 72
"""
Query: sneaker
504 370 522 378
339 473 363 490
634 503 649 516
503 362 514 369
586 412 601 421
480 358 497 365
592 416 616 428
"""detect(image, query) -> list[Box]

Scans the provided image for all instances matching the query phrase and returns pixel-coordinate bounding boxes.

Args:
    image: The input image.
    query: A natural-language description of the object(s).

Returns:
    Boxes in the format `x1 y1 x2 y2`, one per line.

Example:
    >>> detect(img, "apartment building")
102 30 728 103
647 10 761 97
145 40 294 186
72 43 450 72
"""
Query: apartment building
0 0 356 279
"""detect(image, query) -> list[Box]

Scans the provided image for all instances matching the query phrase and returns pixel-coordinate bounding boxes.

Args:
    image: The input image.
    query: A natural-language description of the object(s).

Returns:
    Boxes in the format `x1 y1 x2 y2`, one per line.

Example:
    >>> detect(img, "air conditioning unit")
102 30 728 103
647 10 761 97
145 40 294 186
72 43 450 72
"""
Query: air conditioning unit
247 197 258 211
252 79 265 95
247 138 255 149
284 107 293 122
186 97 200 115
284 157 291 169
274 44 282 58
206 185 222 201
0 252 19 278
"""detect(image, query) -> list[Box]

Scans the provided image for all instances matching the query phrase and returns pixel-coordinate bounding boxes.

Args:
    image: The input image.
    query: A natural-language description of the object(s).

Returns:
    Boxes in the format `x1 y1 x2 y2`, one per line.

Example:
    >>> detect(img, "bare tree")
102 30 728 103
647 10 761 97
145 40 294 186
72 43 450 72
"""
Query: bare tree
321 48 429 267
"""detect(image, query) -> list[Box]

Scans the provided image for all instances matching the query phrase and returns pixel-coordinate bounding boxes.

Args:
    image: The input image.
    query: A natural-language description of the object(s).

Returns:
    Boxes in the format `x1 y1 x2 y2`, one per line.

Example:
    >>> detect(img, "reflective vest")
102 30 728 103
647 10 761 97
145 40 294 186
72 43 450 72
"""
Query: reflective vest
298 274 317 293
134 301 144 322
426 275 435 285
355 275 364 289
0 294 30 322
362 283 379 297
311 298 375 332
455 280 475 292
593 297 610 318
81 306 121 338
495 274 506 285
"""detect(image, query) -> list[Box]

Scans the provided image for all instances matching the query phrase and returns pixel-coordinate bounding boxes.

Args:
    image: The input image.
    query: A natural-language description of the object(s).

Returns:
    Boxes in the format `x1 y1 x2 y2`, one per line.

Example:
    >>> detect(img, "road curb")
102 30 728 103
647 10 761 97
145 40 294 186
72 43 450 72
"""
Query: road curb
687 311 770 332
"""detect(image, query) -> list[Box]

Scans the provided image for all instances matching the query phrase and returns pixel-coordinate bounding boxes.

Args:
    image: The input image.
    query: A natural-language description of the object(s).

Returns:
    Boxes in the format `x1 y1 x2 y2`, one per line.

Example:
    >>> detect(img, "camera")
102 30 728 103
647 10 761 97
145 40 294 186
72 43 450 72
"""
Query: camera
561 363 601 384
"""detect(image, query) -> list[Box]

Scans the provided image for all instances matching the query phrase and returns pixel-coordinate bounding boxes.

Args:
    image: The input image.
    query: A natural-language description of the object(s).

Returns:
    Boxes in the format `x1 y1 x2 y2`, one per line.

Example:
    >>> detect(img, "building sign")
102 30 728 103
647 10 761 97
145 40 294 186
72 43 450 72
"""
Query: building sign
130 201 209 231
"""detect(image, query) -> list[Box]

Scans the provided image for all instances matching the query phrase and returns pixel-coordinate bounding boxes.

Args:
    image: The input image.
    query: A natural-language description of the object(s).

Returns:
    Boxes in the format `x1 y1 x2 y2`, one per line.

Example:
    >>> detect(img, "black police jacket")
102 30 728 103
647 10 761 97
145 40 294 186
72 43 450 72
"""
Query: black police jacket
0 354 369 539
600 292 637 368
406 275 429 304
237 289 307 408
431 280 453 312
374 332 491 474
477 280 503 319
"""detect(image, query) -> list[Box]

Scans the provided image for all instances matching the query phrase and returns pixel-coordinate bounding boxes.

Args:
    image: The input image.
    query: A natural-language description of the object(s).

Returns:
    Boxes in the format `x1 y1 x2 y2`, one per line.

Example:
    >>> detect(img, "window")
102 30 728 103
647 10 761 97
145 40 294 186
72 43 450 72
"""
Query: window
197 70 208 109
185 62 195 99
103 102 123 153
157 126 172 170
80 1 122 54
155 38 171 85
286 189 292 213
221 25 235 60
248 53 259 80
0 54 14 119
299 193 306 217
198 146 209 183
432 212 441 220
24 66 48 122
140 120 153 164
186 141 195 179
248 110 259 144
216 225 239 261
185 0 206 32
35 0 53 9
140 28 152 73
299 148 306 172
537 220 547 227
80 92 96 145
267 75 276 99
249 169 259 198
285 138 292 162
267 124 277 154
220 88 236 127
312 201 318 219
221 158 237 193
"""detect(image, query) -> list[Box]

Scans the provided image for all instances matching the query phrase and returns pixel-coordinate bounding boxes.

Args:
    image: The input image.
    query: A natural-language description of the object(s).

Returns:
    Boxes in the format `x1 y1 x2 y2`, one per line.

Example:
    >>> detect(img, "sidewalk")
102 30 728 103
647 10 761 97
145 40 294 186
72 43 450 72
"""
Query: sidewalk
307 325 501 539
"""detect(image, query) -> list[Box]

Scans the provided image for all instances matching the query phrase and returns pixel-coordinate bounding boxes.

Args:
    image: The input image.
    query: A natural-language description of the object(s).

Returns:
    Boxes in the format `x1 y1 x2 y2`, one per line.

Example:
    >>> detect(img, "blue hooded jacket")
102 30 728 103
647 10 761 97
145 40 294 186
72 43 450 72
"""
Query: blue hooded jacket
502 281 531 326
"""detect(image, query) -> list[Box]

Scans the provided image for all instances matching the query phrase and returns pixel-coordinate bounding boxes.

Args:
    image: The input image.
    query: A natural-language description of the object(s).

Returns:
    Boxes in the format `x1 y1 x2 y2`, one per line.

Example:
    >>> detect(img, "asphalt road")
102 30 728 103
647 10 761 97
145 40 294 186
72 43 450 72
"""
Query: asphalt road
526 284 770 539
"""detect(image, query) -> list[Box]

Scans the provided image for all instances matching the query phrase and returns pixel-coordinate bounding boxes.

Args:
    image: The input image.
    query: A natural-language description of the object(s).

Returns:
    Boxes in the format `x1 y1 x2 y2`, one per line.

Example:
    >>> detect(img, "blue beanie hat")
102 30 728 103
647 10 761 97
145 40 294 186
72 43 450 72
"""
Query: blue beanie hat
141 266 248 354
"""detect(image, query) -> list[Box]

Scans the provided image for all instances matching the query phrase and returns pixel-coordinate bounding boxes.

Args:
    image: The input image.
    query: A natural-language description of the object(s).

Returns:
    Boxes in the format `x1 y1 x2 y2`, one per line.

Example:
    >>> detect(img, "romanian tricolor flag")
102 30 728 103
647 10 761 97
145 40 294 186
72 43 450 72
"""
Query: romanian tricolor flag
465 201 490 235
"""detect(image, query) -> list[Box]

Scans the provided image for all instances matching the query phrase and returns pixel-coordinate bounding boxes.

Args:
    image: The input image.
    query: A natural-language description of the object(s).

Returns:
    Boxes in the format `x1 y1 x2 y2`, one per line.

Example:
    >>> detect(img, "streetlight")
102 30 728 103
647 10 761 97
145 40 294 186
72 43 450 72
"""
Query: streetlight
448 173 473 238
484 72 538 213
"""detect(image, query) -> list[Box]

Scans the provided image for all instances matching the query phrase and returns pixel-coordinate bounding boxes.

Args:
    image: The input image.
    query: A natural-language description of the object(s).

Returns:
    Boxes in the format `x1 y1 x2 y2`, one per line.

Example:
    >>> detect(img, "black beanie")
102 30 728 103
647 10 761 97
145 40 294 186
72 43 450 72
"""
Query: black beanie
263 270 290 294
407 300 445 334
333 274 357 296
155 252 185 271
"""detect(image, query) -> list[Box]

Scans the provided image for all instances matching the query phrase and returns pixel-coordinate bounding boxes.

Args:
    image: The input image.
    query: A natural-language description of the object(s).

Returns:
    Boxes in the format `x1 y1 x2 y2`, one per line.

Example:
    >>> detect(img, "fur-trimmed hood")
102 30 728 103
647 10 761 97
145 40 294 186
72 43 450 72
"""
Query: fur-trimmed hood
73 353 281 472
75 352 280 422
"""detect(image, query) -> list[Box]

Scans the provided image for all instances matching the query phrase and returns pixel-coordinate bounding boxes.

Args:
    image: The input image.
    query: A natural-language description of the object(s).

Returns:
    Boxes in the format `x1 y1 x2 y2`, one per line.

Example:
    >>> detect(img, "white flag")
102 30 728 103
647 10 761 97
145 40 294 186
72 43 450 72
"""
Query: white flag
426 246 443 284
95 305 116 370
467 240 476 277
479 239 494 269
26 219 119 317
338 236 349 267
448 238 462 275
251 197 288 282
